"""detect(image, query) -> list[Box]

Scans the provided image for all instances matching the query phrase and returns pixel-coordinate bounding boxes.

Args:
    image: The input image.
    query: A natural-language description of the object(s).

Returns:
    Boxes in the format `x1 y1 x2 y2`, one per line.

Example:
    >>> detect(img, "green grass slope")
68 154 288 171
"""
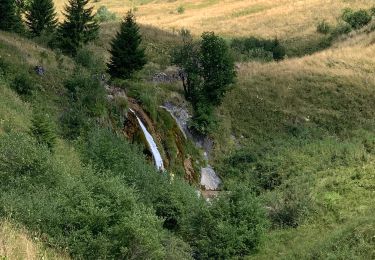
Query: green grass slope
0 32 199 259
213 27 375 259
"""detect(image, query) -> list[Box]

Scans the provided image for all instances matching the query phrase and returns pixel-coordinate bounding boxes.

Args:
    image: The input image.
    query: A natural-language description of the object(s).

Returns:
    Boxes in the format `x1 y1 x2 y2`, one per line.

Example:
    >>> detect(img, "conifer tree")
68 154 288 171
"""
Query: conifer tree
0 0 24 32
58 0 99 54
107 11 146 79
25 0 57 36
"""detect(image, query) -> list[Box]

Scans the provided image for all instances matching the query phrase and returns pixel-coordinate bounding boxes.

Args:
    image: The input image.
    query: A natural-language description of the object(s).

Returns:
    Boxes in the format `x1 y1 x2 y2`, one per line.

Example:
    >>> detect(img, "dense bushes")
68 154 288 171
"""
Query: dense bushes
0 132 191 259
342 8 372 30
60 70 106 139
231 37 286 61
0 129 267 258
316 20 331 34
79 128 204 232
79 128 267 257
192 186 267 259
75 47 106 74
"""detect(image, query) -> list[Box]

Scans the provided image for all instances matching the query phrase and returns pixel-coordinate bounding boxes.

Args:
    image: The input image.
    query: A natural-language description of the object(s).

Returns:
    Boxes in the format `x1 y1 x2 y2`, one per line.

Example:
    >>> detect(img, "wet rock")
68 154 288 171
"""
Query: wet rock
161 102 191 139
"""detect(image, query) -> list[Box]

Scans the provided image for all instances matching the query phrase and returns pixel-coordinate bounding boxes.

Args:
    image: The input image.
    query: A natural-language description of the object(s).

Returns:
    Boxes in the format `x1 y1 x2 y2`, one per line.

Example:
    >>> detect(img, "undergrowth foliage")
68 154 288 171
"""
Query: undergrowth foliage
231 37 286 61
30 111 57 151
0 132 182 259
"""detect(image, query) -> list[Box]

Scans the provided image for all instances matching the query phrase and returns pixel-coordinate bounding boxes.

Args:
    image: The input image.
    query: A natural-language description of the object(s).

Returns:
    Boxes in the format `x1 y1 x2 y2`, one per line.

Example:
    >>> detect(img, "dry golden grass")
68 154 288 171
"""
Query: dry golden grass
54 0 374 38
0 221 69 260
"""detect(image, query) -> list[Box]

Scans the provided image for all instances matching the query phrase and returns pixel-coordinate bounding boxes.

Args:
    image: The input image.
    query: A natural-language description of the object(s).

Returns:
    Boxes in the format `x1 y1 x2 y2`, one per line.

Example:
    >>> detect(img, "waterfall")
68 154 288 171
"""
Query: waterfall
129 109 165 171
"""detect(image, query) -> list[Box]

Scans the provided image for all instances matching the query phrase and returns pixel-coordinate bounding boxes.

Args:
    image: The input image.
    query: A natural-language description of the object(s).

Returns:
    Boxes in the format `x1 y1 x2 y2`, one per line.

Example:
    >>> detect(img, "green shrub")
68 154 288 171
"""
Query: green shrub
30 111 57 151
11 72 36 96
331 22 352 37
177 6 185 14
266 184 312 228
190 103 216 135
342 8 372 29
64 70 106 117
0 132 190 259
60 70 105 139
75 47 106 73
191 185 267 259
94 5 117 22
317 20 331 34
60 104 88 139
79 128 204 233
230 37 286 61
107 95 128 128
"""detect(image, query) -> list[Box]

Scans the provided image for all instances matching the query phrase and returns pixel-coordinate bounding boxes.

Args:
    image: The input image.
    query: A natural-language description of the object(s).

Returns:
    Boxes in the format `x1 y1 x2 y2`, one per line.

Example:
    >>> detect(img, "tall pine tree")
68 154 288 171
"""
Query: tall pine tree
26 0 57 36
58 0 99 54
0 0 24 32
107 11 146 79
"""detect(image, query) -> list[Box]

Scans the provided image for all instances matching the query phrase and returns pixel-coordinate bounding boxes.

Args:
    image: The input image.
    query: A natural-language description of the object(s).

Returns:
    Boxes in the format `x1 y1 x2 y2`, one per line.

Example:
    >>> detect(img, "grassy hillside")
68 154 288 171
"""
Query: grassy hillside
212 27 375 258
0 220 68 259
55 0 374 37
54 0 375 57
2 1 375 258
0 29 266 259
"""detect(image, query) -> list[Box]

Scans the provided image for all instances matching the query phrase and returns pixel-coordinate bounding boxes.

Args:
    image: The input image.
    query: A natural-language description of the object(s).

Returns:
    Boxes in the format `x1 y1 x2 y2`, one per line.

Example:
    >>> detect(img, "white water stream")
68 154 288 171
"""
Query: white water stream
130 109 164 171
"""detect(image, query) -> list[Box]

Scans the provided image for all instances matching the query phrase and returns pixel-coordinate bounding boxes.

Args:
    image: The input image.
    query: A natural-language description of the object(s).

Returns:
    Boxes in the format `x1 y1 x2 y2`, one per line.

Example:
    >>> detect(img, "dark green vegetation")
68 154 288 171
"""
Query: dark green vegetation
212 30 375 257
25 0 58 36
58 0 99 54
342 8 372 30
173 31 236 134
107 11 146 79
1 2 375 259
0 26 265 258
230 37 285 62
0 0 23 32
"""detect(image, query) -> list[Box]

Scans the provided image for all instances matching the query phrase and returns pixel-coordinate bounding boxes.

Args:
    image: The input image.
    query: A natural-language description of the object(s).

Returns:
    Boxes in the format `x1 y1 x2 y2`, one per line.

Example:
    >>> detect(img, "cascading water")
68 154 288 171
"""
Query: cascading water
129 109 165 171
